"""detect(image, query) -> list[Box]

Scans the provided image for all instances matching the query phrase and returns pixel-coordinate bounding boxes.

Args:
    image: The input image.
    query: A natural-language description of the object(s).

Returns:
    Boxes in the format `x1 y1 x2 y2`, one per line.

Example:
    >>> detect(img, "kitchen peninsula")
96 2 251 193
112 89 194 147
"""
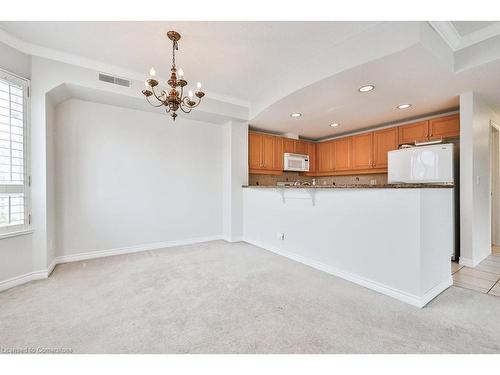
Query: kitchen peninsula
243 112 459 308
242 184 454 307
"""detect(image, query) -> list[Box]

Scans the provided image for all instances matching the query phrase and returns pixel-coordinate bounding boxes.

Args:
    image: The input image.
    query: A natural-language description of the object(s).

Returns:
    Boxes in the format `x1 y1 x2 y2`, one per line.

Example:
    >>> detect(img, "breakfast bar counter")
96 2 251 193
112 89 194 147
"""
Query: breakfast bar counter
242 183 454 189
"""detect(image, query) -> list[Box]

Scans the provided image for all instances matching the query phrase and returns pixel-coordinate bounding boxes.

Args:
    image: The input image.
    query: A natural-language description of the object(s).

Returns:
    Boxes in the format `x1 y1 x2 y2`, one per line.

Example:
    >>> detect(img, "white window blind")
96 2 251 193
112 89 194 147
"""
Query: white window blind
0 70 29 235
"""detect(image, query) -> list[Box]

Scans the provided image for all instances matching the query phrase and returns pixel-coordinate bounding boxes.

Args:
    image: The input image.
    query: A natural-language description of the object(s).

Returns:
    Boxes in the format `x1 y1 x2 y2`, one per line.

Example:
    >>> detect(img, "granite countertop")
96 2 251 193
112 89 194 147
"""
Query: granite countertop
242 183 454 189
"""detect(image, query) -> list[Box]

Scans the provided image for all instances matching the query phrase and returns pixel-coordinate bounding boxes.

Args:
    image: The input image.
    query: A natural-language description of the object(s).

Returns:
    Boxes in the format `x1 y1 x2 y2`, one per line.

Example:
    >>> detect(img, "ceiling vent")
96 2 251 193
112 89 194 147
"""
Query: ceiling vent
98 73 131 88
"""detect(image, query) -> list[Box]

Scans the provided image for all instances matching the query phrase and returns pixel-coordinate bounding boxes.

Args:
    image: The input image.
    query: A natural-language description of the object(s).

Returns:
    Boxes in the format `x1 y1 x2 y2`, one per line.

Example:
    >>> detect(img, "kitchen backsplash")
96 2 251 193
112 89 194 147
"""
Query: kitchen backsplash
249 172 388 186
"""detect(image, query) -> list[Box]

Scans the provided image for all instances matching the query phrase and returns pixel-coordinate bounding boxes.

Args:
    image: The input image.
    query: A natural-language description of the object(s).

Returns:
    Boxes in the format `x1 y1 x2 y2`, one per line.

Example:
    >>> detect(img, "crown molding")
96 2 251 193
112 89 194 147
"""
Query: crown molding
429 21 500 51
0 28 250 109
428 21 461 51
458 22 500 50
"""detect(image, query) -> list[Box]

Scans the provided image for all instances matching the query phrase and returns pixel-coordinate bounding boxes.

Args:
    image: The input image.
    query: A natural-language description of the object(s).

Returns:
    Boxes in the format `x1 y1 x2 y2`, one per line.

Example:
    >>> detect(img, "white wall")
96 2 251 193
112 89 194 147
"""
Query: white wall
0 41 31 79
222 120 248 241
54 99 224 256
491 126 500 246
460 92 500 266
46 95 57 264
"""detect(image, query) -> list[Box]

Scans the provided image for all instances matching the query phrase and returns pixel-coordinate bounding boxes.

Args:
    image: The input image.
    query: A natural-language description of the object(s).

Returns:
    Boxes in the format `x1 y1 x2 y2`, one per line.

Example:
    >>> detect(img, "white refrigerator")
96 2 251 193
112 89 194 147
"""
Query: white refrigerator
388 143 457 259
388 143 454 184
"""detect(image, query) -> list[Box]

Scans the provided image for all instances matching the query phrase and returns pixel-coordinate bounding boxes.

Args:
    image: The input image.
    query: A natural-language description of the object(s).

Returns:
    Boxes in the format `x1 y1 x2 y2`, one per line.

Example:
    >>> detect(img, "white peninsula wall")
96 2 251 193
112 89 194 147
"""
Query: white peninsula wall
242 186 454 307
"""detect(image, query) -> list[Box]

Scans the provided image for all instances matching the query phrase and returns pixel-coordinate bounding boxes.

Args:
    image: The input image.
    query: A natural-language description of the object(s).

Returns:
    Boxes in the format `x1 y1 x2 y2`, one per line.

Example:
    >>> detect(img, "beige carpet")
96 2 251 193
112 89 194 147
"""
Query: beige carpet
1 240 499 353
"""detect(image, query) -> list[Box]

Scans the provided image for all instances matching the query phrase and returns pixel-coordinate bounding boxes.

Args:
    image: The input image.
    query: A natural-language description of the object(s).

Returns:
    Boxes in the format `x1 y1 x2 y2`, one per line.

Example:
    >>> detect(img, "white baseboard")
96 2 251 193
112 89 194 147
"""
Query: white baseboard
459 251 490 268
0 235 224 293
221 235 244 243
420 277 453 307
55 235 223 264
459 257 476 267
0 268 49 293
244 238 451 308
47 257 57 276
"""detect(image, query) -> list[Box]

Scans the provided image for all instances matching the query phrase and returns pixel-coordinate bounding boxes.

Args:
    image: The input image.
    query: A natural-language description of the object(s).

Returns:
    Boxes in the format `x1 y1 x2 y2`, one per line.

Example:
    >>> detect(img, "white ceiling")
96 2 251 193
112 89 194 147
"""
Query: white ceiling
1 21 500 139
430 21 500 51
251 45 460 139
451 21 498 37
252 41 500 139
0 21 380 104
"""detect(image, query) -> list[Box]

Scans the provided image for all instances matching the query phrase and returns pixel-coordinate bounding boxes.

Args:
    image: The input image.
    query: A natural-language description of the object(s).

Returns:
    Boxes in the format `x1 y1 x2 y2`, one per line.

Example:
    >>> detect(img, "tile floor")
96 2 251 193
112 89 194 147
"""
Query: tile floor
452 253 500 296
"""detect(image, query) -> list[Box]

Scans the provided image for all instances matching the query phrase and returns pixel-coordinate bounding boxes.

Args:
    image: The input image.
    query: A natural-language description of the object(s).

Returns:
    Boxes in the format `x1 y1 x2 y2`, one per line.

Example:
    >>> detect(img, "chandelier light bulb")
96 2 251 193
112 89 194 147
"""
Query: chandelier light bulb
189 90 194 99
149 67 156 77
196 82 202 91
145 80 149 87
178 68 184 78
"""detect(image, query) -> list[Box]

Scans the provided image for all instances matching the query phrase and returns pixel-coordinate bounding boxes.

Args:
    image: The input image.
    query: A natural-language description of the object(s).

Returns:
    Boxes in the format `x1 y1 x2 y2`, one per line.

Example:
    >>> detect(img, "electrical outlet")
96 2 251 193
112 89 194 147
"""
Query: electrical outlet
276 232 285 240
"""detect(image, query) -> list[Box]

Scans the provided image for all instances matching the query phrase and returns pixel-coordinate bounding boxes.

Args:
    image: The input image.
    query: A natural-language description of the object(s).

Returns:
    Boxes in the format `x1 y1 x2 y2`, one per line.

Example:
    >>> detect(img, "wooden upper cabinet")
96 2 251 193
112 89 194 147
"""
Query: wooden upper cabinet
352 133 373 169
317 141 334 172
398 121 429 144
305 142 316 173
248 132 282 173
274 136 284 170
261 134 275 170
283 138 296 153
248 132 263 169
249 113 459 176
333 137 352 171
373 127 398 169
398 115 459 145
295 140 307 155
429 114 460 140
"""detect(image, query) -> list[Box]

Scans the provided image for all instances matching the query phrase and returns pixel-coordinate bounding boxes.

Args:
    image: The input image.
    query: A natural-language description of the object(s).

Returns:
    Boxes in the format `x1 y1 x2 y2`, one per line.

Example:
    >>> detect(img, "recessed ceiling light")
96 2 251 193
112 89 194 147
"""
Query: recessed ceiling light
358 85 375 93
330 123 340 127
290 112 302 118
397 104 412 109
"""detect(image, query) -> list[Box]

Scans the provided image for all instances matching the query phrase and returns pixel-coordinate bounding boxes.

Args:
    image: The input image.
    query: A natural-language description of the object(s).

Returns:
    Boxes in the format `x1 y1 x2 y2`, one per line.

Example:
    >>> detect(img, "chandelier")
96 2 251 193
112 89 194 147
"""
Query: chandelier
142 31 205 121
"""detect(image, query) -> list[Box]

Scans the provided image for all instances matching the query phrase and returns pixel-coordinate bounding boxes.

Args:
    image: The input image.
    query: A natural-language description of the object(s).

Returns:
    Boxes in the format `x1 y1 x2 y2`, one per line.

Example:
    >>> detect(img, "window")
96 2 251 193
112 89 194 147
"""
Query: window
0 69 30 236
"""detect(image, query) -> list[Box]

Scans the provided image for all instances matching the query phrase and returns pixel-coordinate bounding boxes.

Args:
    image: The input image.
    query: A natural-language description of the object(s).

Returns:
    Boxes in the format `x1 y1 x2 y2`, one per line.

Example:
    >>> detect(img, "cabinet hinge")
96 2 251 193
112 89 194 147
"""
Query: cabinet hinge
27 86 30 98
28 175 31 187
28 213 32 225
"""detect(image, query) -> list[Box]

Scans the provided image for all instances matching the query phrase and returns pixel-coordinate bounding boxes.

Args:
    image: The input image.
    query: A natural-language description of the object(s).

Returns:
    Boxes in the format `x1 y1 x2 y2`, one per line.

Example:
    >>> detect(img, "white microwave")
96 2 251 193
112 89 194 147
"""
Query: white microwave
284 153 310 172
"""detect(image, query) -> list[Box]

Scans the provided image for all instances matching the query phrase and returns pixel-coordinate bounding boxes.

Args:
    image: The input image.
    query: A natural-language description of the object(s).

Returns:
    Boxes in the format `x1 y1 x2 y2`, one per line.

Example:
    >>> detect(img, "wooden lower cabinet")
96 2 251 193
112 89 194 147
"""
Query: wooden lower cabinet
352 133 373 169
373 127 398 168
